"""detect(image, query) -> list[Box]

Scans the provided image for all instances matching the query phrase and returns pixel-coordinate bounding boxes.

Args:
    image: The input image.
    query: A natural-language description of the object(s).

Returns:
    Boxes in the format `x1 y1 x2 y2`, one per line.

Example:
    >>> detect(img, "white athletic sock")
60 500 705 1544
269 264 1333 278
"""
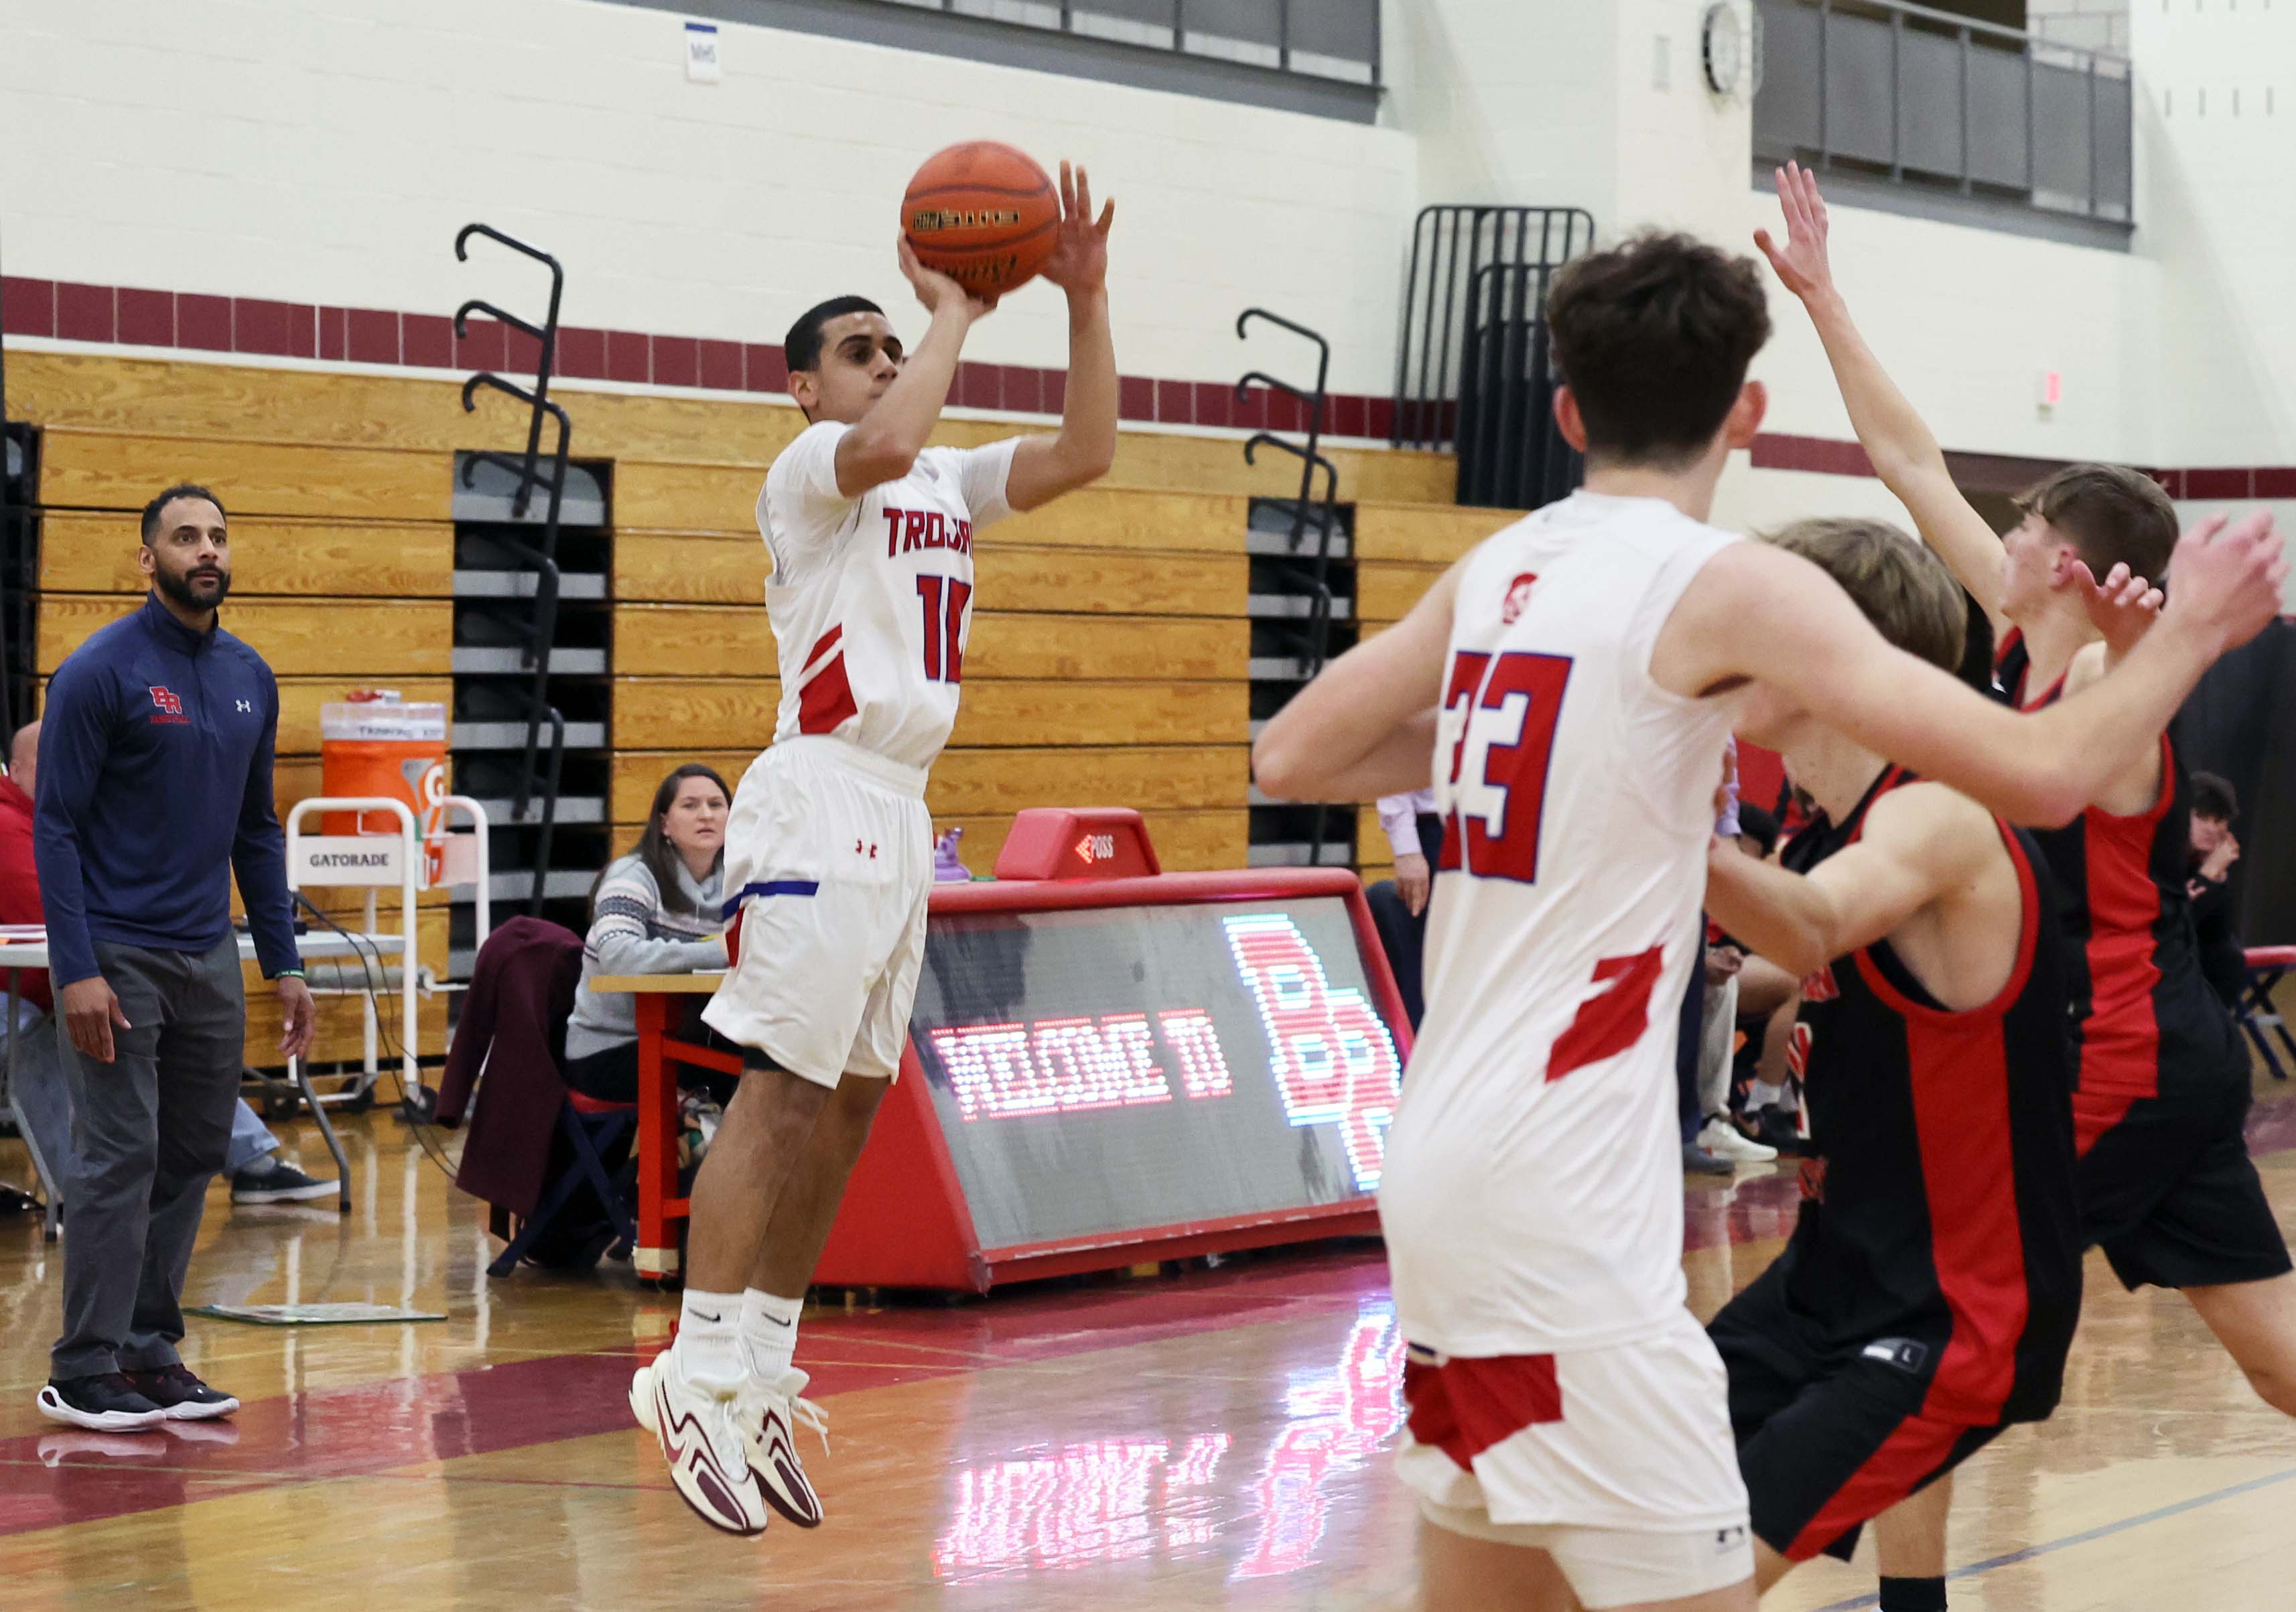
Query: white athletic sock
1749 1079 1788 1112
671 1289 744 1392
740 1289 804 1381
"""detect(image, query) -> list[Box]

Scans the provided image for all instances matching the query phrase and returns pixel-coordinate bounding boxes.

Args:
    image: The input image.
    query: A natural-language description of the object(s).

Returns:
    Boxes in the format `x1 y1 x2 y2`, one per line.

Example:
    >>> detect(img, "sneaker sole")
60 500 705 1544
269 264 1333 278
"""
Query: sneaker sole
233 1183 339 1204
157 1396 239 1420
36 1389 165 1432
632 1367 767 1537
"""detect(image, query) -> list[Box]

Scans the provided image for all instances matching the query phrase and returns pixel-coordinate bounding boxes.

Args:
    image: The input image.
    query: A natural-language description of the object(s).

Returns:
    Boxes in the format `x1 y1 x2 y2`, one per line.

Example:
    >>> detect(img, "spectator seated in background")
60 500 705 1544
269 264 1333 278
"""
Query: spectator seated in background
2188 770 2246 1012
562 764 734 1103
0 721 332 1211
1363 788 1442 1032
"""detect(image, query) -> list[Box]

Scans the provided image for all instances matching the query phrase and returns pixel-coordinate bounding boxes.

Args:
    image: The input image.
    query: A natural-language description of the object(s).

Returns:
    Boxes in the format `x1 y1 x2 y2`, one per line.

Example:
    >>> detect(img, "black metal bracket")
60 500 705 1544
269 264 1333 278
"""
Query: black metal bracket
1237 308 1344 865
455 222 571 915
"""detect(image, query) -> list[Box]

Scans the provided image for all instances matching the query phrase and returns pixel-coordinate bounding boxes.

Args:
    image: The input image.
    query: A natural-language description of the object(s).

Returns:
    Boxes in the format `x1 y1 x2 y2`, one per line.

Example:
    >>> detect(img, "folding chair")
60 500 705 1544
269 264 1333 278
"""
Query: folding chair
2236 946 2296 1082
486 1089 638 1278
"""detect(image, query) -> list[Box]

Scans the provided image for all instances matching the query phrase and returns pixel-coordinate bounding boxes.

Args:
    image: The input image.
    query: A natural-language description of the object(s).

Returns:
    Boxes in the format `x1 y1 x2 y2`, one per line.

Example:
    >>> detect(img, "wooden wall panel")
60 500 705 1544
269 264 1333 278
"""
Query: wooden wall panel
612 744 1246 823
610 535 1243 616
614 606 1241 683
613 534 762 604
612 677 1243 752
11 352 1459 504
39 511 455 599
1353 501 1516 565
38 598 452 677
38 429 449 521
1357 561 1450 624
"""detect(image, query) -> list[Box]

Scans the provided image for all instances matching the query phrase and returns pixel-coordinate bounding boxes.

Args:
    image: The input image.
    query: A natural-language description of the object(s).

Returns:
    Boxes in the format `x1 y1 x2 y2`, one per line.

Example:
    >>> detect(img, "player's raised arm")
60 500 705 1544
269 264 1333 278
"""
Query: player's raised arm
1704 784 1995 978
1252 561 1463 803
1662 513 2286 827
1007 161 1118 511
831 241 996 496
1757 162 2011 639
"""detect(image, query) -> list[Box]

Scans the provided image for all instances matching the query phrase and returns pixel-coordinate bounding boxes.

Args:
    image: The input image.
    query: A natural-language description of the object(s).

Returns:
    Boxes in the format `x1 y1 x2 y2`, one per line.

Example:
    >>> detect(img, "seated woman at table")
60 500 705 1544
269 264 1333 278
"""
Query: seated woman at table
562 764 732 1103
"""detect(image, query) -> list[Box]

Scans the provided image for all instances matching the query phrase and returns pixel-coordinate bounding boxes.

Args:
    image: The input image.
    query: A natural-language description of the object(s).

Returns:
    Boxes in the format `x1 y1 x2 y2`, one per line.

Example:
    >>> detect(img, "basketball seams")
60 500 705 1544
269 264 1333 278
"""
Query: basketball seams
904 182 1055 202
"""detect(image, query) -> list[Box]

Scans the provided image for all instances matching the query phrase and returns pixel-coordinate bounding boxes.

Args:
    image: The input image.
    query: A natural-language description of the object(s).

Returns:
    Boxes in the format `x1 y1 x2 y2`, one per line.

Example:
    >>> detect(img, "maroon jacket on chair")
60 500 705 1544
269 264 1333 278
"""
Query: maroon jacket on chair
436 915 584 1220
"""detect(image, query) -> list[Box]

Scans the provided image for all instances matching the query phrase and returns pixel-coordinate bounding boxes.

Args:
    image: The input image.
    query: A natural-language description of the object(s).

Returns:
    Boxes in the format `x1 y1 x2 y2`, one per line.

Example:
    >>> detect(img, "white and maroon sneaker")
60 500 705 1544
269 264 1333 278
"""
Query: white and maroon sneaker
630 1353 770 1536
740 1366 827 1528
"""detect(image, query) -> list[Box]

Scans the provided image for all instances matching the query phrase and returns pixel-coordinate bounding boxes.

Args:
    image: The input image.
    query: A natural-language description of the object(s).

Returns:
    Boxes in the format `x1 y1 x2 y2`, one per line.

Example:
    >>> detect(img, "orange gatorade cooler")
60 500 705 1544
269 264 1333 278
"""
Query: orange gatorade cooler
321 692 450 880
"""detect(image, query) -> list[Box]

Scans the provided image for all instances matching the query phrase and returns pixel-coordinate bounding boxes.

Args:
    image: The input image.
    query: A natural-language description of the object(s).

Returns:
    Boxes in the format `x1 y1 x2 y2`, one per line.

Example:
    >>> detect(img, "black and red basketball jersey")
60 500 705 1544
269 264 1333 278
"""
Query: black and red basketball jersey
1777 767 2081 1424
1992 630 2248 1137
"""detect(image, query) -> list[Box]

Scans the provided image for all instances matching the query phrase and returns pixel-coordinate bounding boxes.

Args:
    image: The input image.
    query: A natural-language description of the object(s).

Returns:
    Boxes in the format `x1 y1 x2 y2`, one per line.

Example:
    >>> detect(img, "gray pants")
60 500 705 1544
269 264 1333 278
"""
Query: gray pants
11 1013 278 1199
52 937 246 1381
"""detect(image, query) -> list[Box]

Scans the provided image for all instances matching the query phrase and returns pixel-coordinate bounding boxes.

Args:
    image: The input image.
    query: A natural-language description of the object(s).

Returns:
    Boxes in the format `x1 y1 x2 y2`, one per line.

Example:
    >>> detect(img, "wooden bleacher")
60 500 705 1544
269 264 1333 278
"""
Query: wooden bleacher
8 350 1512 1060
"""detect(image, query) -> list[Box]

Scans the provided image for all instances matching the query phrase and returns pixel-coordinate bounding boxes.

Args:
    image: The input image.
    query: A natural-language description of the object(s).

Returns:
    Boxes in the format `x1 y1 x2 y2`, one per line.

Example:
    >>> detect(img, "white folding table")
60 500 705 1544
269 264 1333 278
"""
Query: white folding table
0 928 405 1239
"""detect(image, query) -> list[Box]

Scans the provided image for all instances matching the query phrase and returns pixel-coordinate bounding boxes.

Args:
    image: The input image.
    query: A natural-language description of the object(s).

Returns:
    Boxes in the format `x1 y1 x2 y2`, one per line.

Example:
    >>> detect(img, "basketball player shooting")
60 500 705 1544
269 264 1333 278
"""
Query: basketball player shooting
631 161 1117 1538
1252 232 2283 1612
1757 156 2296 1608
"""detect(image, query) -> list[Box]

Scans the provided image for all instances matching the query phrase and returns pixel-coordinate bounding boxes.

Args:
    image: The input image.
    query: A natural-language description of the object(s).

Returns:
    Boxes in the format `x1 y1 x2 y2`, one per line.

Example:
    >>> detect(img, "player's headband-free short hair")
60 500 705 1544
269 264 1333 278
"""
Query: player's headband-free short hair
784 296 888 374
1765 517 1969 675
2189 770 2239 823
1544 231 1773 468
2013 464 2178 588
139 482 226 546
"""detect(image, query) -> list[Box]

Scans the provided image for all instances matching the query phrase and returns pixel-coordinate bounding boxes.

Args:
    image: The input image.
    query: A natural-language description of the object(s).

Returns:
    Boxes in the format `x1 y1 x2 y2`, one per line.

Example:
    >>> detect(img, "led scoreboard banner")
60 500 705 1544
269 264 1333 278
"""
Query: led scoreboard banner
812 810 1412 1292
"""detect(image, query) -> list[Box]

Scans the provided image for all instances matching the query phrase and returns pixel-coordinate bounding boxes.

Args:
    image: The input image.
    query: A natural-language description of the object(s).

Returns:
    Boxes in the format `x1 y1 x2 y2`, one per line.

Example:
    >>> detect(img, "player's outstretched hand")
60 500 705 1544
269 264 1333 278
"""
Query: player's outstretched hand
2056 555 2163 663
1040 160 1115 297
1753 160 1835 303
2160 510 2291 656
898 235 998 322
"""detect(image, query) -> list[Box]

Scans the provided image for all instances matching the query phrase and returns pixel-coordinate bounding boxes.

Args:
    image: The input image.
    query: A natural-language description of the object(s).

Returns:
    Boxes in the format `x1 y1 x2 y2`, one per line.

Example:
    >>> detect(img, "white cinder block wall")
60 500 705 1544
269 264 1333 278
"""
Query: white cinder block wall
1 0 2286 498
0 0 1416 397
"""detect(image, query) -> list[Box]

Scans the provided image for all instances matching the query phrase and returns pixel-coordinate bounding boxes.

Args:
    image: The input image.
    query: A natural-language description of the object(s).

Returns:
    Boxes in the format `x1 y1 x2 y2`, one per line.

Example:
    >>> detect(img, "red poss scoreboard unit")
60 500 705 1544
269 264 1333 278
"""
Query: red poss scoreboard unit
808 809 1413 1293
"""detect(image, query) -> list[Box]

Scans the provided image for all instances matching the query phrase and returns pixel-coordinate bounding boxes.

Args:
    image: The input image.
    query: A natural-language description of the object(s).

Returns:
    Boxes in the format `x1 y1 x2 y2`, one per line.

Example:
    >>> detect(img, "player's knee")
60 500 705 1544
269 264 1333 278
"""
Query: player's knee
2240 1359 2296 1418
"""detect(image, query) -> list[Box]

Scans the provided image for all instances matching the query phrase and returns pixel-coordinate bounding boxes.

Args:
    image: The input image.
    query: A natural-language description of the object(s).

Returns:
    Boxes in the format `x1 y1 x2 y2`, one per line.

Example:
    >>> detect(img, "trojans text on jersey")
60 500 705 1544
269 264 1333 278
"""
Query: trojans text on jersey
882 507 975 558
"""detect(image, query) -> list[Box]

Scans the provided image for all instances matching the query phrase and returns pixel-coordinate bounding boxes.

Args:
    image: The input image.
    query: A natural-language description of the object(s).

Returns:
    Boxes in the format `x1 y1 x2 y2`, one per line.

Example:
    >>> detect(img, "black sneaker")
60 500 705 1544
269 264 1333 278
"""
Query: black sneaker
125 1365 240 1420
1754 1107 1808 1158
232 1160 336 1204
37 1373 167 1431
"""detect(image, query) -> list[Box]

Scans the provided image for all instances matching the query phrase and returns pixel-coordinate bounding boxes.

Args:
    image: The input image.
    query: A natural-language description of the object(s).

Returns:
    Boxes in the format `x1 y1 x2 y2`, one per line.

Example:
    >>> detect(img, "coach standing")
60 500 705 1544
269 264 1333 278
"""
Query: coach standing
32 483 316 1432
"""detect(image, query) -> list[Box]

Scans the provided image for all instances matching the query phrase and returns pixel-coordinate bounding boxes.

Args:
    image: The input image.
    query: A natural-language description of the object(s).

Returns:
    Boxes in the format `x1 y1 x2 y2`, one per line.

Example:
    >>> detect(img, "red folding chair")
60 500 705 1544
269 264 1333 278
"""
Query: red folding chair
2237 946 2296 1082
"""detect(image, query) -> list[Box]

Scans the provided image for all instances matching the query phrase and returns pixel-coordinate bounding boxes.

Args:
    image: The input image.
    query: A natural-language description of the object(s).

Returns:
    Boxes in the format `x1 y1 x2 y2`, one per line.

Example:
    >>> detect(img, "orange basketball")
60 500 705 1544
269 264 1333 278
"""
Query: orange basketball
902 141 1060 297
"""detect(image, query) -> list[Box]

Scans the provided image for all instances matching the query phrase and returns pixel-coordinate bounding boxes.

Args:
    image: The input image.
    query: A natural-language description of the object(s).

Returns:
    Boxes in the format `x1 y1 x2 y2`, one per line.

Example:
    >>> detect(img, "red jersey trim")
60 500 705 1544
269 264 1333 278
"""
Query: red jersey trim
1844 772 2037 1424
1402 1353 1563 1473
797 651 858 734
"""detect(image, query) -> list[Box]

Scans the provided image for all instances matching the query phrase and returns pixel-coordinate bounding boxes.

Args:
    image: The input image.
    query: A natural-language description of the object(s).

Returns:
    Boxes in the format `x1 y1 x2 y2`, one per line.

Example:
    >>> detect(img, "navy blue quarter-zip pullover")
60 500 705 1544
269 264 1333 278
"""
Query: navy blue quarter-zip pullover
34 593 299 988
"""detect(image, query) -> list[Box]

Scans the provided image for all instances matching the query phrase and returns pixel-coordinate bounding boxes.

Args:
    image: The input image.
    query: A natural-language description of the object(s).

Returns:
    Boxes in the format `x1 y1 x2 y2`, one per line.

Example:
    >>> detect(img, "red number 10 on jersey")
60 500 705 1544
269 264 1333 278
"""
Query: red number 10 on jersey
1438 649 1574 884
917 575 973 684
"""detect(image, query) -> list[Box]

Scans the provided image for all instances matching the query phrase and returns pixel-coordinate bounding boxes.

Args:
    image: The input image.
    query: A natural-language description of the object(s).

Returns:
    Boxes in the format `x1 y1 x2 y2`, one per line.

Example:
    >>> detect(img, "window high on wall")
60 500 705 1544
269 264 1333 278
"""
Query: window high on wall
1753 0 2132 247
674 0 1382 123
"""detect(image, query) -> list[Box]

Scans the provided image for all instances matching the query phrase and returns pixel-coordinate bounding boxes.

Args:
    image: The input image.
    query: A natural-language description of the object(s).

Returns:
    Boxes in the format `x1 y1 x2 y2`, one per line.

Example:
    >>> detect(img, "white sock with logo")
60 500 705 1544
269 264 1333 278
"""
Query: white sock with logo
671 1289 744 1392
740 1289 804 1381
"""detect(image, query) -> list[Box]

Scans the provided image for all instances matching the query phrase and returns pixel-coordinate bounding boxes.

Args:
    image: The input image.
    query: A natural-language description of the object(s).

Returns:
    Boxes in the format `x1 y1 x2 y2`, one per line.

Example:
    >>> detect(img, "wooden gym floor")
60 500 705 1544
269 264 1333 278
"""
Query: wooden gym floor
3 1073 2293 1610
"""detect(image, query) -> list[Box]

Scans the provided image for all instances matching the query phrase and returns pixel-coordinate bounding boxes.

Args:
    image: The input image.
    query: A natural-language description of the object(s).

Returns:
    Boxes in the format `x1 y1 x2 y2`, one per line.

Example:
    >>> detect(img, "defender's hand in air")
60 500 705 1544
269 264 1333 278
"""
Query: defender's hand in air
897 235 997 322
2159 511 2290 655
1039 161 1115 298
2057 556 2163 663
1754 160 1836 304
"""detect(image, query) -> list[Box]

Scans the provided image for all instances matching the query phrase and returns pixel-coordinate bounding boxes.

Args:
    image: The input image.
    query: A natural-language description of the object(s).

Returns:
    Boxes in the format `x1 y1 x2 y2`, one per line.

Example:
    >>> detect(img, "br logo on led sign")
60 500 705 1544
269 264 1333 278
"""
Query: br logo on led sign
1223 915 1402 1192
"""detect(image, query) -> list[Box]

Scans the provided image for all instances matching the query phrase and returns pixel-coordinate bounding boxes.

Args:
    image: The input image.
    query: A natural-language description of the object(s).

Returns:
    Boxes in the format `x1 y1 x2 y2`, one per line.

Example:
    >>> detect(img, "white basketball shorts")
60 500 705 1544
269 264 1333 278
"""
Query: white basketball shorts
700 736 933 1088
1396 1307 1752 1609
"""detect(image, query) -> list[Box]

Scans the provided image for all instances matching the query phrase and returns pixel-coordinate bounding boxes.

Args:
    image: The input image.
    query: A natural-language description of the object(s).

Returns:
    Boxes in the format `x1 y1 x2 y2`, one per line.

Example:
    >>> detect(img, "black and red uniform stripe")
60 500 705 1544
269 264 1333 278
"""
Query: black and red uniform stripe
1991 632 2285 1290
1710 767 2082 1563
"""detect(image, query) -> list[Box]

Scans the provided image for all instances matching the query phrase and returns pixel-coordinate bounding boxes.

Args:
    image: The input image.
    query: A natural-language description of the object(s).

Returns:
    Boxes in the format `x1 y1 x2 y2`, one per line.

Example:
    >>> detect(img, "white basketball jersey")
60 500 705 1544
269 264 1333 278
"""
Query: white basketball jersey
1379 492 1742 1357
756 421 1019 773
